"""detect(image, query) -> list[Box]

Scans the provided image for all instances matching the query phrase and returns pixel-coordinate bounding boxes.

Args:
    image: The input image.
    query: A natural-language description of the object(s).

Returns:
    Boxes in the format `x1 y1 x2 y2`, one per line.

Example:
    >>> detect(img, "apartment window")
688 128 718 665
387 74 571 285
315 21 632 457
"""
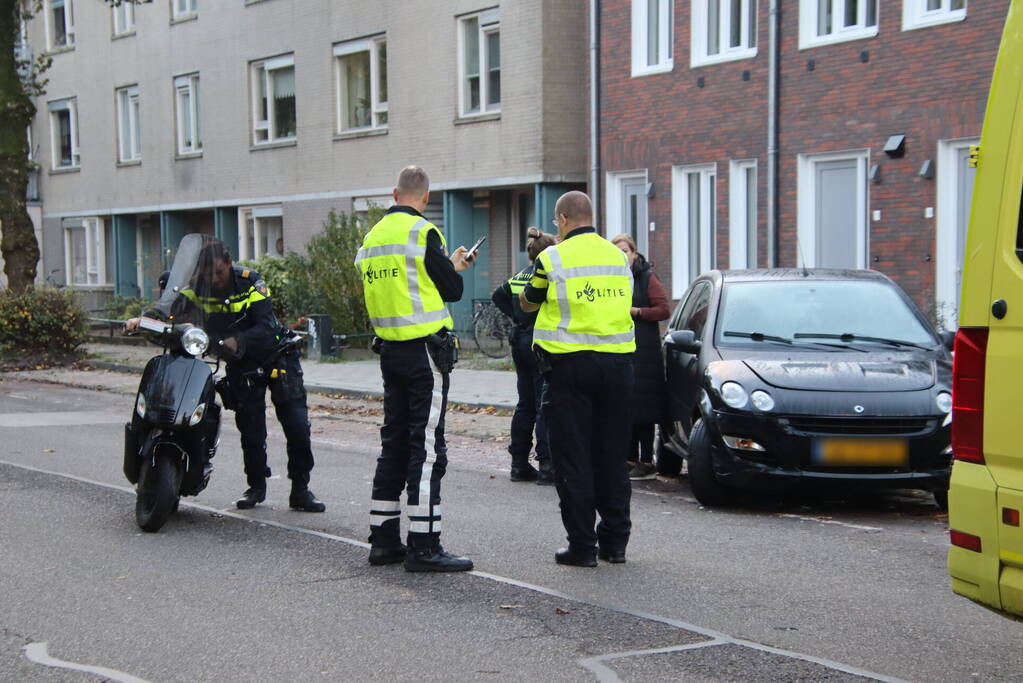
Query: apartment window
799 0 878 49
632 0 673 76
113 1 135 35
174 74 202 155
172 0 197 20
48 98 79 169
334 36 388 132
728 160 757 269
672 164 717 298
239 206 284 260
251 55 296 145
64 217 107 286
692 0 757 67
116 85 141 163
459 10 500 117
47 0 75 49
903 0 965 30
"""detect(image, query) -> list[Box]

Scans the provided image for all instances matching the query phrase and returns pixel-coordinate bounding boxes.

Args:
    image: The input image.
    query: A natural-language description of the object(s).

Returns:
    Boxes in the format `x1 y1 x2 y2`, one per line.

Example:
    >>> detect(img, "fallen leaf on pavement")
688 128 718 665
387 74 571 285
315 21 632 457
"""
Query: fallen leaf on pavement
500 604 524 610
42 449 55 453
554 608 570 615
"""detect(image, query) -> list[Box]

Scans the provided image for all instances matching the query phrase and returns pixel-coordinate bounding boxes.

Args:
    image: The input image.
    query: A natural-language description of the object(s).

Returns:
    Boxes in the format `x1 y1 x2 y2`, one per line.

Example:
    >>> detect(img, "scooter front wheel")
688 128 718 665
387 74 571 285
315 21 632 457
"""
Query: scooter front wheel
136 453 179 532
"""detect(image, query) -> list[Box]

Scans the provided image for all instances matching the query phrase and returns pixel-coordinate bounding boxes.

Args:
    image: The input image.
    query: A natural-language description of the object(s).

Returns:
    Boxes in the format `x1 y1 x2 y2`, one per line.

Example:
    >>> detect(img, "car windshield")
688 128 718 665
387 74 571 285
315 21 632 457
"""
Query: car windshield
715 280 937 348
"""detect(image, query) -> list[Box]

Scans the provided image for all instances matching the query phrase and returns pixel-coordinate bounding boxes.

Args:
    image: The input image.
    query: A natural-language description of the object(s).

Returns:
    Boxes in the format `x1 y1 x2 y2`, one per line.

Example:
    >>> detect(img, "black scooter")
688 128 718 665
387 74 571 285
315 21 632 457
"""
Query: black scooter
123 316 221 532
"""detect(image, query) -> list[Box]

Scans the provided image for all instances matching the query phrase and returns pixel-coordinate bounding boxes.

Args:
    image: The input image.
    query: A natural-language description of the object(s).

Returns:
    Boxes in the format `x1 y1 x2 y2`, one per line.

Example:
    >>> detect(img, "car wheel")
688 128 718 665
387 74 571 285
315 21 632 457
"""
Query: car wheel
655 424 683 476
932 487 949 511
687 419 733 507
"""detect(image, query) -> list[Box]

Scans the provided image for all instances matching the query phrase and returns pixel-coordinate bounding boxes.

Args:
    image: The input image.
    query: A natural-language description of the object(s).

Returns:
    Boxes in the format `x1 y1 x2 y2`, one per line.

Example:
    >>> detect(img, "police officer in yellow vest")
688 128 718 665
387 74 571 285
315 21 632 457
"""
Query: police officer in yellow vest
520 191 636 567
356 166 475 572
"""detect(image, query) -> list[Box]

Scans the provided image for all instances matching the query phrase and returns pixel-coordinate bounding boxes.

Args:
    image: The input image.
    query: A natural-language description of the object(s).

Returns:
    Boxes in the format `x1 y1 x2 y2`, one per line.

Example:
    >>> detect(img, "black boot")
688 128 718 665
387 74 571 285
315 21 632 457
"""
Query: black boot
555 547 597 567
510 454 538 482
236 487 265 510
536 459 555 486
404 545 474 572
289 488 326 512
368 545 407 566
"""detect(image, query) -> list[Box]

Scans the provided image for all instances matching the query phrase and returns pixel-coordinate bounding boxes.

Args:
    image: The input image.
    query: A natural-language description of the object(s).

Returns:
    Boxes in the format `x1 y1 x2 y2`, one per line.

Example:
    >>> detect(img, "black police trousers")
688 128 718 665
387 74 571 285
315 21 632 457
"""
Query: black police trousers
509 331 550 463
226 351 314 491
369 339 449 551
542 351 633 553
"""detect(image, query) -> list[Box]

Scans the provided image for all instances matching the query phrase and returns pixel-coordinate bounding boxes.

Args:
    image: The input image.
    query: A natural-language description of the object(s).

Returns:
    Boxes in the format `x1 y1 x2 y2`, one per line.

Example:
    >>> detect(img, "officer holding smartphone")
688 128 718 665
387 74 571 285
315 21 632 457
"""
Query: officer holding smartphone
356 166 477 572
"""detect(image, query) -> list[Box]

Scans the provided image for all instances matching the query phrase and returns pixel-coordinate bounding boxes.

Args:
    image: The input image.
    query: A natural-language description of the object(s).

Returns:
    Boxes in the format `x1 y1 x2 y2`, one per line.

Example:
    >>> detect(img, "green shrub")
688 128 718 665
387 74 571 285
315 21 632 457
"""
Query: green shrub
103 294 147 321
0 287 89 363
236 252 324 326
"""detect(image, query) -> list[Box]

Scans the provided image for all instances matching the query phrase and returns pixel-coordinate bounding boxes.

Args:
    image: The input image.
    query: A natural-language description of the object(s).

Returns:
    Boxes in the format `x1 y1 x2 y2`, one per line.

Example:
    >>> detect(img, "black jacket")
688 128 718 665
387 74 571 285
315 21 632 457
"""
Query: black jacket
630 255 667 424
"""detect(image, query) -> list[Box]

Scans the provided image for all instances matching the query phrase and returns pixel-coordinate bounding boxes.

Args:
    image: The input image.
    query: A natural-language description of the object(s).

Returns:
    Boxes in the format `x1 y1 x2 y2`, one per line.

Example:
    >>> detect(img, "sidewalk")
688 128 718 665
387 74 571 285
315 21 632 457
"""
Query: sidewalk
85 342 519 410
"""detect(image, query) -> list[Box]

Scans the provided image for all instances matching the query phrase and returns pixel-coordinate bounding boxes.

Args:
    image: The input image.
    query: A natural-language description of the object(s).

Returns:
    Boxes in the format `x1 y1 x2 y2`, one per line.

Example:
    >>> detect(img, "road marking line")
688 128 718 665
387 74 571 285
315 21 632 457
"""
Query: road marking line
579 640 728 683
0 411 124 428
1 459 903 683
778 513 883 532
23 642 151 683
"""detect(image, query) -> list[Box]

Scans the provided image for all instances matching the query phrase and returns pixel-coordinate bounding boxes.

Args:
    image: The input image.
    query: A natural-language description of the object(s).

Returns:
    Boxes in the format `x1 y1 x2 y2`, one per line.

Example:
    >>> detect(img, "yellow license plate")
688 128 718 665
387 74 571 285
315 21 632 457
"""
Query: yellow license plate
815 438 909 466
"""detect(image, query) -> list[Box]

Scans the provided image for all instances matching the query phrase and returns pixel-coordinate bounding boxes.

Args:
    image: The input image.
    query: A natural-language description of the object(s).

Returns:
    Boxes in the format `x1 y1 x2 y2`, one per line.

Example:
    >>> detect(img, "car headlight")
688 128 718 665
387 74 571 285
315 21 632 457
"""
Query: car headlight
719 382 748 409
181 326 209 357
935 391 952 415
135 393 146 418
750 390 775 412
187 402 206 426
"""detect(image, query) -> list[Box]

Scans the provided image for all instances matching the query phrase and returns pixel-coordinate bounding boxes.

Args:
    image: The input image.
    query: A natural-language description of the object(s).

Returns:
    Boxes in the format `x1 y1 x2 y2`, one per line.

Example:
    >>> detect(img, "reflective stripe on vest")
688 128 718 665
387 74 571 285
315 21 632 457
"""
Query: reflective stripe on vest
356 214 454 340
506 267 532 295
181 285 267 313
533 234 635 354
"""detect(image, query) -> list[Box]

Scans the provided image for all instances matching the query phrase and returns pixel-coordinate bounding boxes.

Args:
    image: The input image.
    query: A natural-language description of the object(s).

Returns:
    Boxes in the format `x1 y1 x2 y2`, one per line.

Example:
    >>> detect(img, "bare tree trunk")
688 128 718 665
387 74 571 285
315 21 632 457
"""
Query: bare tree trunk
0 0 41 292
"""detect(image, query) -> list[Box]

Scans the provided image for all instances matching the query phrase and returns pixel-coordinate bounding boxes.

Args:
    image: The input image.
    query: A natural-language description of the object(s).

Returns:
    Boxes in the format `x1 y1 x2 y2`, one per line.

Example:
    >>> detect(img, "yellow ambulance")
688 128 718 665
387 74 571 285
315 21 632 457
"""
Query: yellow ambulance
947 0 1023 620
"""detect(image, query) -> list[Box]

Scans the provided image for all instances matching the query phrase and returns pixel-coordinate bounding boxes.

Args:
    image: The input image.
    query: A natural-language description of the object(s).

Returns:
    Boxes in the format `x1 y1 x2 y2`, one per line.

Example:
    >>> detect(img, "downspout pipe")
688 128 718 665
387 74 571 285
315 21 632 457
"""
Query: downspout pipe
766 0 780 267
589 0 601 223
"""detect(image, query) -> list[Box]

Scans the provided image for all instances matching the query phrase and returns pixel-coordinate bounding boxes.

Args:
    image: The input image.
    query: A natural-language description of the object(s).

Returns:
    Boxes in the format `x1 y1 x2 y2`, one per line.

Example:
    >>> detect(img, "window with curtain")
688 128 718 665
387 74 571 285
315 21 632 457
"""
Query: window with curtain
49 0 74 48
252 56 296 144
113 1 134 35
175 73 202 154
459 10 500 116
49 98 79 168
116 85 141 162
335 35 387 132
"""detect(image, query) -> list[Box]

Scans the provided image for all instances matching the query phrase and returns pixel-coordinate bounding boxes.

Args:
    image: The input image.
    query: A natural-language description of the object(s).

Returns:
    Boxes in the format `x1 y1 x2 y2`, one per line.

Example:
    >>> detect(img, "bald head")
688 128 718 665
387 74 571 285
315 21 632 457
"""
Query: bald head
554 191 593 235
394 166 430 210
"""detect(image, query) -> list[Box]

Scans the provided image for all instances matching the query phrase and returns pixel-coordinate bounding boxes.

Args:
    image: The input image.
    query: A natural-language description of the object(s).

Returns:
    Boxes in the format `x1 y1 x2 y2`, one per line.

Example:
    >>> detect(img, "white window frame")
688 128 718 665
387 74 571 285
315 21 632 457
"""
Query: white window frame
48 97 79 169
172 0 197 21
799 0 878 49
728 159 758 269
691 0 758 68
64 217 107 286
458 9 501 117
671 163 717 298
46 0 75 50
251 55 297 145
632 0 673 76
604 169 649 250
902 0 966 31
334 35 388 133
116 85 142 163
113 1 135 36
796 149 869 269
238 205 284 261
934 137 979 329
174 73 202 155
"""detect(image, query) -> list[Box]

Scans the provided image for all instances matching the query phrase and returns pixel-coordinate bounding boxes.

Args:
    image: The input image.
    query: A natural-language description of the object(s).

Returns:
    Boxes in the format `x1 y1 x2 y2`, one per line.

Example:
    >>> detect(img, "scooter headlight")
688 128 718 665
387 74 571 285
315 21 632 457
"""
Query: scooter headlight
719 382 748 409
181 327 209 357
135 393 146 418
187 402 206 426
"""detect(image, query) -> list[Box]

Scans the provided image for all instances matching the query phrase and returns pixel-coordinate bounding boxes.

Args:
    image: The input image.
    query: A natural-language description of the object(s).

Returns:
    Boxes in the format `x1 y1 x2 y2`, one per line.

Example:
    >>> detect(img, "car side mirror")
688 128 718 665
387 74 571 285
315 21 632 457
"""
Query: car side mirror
940 330 955 352
665 329 701 354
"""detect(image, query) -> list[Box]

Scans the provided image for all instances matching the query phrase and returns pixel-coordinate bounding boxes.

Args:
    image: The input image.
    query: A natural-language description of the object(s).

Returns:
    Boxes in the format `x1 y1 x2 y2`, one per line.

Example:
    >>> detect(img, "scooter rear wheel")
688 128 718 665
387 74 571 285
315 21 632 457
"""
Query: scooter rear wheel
136 453 179 532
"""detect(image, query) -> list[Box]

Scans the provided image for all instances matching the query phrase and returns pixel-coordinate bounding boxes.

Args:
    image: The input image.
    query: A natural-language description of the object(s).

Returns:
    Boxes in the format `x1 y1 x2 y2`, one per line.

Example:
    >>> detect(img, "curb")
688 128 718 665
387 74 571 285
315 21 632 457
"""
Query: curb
83 360 513 412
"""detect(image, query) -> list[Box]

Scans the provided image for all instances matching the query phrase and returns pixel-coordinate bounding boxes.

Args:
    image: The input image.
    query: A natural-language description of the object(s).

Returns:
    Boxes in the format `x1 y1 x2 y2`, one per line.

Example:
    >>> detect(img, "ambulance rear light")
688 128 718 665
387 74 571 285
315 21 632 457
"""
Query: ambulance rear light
949 529 983 553
951 327 988 464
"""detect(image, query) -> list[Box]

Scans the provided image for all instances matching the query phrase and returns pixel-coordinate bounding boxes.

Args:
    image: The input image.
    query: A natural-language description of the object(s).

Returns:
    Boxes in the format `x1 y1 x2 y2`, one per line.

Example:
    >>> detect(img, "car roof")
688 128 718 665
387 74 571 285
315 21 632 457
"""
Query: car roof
713 268 892 284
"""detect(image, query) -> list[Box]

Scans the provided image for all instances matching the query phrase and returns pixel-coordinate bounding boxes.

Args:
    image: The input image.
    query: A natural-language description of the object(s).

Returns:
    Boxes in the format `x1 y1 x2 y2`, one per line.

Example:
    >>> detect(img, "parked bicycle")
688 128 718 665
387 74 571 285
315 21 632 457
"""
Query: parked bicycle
472 298 514 359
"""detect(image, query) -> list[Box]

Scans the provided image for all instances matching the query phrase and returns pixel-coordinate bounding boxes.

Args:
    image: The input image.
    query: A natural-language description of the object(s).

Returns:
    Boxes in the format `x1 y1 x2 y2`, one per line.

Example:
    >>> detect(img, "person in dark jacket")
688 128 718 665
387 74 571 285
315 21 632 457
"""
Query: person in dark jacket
492 227 558 484
610 234 670 480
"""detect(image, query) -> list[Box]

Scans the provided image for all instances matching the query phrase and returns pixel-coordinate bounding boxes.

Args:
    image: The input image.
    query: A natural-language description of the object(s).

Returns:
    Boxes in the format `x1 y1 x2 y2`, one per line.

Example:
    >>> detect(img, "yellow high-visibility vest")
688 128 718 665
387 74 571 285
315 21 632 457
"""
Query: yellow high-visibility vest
355 211 454 341
531 232 635 354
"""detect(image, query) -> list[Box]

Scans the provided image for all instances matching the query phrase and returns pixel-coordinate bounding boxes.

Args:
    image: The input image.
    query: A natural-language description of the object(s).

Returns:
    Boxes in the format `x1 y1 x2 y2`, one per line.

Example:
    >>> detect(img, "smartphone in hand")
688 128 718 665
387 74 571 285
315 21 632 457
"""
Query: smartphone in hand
465 236 487 261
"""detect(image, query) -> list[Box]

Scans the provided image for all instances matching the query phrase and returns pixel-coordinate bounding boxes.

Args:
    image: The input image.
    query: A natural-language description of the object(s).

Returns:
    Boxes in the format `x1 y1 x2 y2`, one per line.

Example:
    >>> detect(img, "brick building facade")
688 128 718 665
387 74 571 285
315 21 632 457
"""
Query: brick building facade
593 0 1007 327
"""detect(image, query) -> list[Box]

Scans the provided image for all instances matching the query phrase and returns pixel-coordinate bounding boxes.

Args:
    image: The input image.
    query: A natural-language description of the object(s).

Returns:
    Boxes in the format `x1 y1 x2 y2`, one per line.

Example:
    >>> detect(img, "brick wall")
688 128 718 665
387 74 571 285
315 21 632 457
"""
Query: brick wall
594 0 1008 310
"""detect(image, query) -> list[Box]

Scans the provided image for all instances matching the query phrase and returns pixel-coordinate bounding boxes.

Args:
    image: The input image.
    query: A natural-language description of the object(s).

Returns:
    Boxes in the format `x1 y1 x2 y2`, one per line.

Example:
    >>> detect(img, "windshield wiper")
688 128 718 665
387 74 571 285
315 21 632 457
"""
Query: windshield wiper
723 331 793 345
792 332 931 350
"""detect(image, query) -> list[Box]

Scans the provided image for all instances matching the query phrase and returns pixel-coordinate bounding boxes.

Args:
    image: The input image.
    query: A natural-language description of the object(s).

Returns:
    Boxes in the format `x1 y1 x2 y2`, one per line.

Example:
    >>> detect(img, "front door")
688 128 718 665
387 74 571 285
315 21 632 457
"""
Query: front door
815 158 862 269
622 179 649 255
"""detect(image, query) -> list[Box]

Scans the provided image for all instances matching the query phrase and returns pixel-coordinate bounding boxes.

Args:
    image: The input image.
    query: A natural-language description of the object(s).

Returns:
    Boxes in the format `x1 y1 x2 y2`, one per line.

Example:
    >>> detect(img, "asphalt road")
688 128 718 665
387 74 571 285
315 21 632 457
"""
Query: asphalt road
0 372 1019 682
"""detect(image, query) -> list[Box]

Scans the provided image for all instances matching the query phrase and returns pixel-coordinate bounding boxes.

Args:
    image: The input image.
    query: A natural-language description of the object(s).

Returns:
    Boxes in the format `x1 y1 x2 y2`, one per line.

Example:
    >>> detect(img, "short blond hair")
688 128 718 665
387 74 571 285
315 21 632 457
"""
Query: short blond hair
610 233 636 252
